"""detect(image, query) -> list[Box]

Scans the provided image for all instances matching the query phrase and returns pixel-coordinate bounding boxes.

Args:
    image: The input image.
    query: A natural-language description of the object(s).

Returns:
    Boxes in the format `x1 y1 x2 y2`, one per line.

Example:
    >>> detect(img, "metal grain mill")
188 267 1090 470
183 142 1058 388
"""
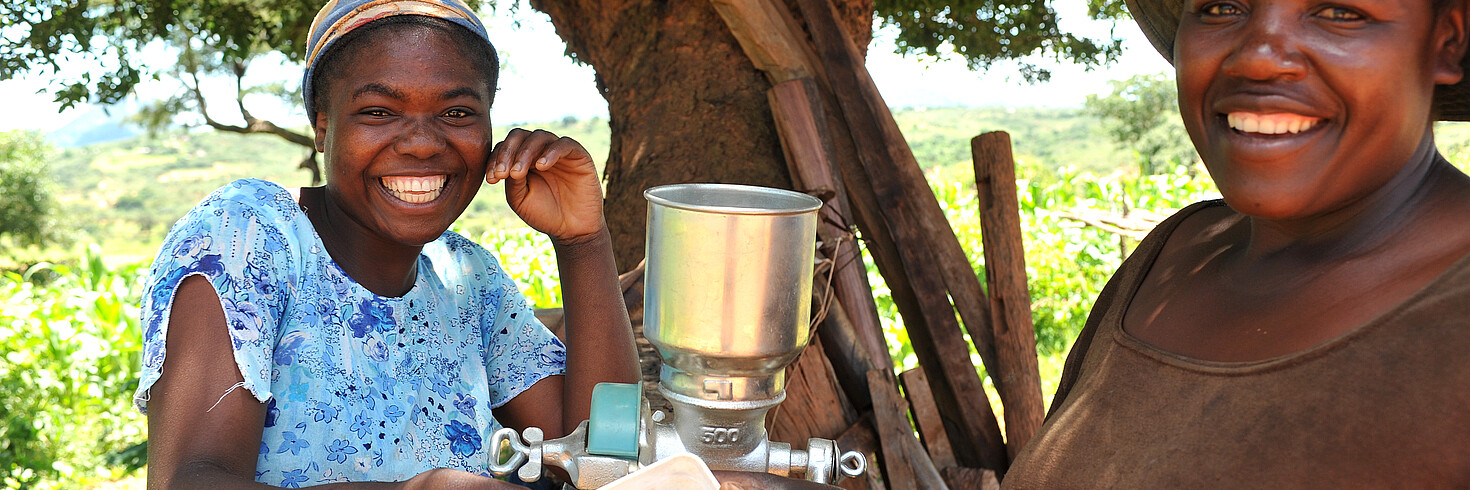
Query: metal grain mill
488 183 866 488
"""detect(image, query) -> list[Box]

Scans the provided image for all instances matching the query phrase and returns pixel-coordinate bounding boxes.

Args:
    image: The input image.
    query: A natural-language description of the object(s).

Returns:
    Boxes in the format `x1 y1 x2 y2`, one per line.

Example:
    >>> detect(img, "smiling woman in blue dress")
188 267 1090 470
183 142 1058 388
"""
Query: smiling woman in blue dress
1004 0 1470 486
132 1 638 487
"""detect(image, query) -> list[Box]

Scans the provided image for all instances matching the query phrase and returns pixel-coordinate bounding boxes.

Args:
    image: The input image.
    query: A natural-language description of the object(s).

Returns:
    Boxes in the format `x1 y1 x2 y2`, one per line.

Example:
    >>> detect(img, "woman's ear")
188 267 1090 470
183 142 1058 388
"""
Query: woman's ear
1434 0 1470 85
313 112 327 153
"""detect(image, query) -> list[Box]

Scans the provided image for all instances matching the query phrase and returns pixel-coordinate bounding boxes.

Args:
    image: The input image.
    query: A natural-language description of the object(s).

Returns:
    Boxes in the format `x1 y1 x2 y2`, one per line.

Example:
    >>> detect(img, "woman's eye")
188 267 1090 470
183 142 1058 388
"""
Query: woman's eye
1316 7 1363 22
1200 3 1243 17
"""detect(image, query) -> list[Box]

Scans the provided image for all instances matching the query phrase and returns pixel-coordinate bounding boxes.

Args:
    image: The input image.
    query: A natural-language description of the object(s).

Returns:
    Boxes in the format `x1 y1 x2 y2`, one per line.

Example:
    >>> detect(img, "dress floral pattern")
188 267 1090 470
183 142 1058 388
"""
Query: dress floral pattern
133 179 566 485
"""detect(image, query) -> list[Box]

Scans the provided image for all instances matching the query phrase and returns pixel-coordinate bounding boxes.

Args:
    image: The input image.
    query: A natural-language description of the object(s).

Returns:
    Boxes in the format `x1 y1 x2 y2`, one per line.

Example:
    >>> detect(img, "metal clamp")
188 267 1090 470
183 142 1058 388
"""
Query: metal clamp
488 422 638 488
488 426 544 482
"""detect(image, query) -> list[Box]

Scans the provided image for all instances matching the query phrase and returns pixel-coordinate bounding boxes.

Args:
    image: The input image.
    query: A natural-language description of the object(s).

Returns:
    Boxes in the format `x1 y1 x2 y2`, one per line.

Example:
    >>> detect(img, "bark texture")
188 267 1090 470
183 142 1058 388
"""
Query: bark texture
530 0 872 269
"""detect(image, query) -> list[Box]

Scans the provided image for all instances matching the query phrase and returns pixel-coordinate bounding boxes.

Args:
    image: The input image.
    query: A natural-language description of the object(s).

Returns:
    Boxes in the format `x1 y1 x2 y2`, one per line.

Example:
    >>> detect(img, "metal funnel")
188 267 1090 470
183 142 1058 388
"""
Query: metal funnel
642 183 821 402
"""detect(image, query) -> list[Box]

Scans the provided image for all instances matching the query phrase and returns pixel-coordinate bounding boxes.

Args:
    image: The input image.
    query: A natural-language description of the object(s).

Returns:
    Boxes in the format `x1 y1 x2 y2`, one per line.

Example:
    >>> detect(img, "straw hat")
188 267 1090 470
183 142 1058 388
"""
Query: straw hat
1124 0 1470 121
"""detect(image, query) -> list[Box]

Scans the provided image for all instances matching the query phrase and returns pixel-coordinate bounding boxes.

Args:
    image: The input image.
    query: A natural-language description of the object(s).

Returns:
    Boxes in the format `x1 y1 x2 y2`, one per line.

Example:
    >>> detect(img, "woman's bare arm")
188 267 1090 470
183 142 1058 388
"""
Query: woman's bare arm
146 275 272 489
552 227 640 434
490 130 639 438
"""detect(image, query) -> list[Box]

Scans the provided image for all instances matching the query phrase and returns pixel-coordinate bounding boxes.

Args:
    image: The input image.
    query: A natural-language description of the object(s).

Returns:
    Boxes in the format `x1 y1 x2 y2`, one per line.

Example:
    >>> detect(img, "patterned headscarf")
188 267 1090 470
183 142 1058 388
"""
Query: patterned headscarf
302 0 492 125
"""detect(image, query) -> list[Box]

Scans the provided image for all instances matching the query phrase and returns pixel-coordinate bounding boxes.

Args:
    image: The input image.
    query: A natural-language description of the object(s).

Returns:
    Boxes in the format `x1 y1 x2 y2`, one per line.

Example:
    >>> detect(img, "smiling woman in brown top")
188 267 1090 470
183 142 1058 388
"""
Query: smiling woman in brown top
1005 0 1470 486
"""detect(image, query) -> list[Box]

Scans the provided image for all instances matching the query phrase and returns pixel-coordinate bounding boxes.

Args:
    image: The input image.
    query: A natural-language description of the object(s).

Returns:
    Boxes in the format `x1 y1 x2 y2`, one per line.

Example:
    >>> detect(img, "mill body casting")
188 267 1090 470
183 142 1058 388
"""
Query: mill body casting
488 183 866 488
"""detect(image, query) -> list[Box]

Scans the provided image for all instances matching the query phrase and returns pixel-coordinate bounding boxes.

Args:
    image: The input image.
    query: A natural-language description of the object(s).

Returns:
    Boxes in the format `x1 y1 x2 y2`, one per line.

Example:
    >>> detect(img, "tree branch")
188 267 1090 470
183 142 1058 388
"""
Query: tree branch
186 68 240 134
178 55 320 183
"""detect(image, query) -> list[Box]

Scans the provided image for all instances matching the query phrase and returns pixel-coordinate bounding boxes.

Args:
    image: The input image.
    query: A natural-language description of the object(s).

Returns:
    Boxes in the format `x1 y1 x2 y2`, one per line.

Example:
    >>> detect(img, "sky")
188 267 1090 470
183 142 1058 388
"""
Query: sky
0 3 1173 134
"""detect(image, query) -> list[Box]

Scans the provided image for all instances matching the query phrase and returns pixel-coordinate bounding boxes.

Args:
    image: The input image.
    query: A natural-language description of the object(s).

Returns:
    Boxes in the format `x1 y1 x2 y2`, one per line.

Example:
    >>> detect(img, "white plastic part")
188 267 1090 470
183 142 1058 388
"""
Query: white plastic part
600 453 720 490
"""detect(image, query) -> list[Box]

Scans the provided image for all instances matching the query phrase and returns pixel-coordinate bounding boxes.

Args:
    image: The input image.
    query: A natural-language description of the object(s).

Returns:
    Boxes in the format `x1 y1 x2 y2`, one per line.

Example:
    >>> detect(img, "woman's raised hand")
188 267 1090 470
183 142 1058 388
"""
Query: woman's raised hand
487 128 606 244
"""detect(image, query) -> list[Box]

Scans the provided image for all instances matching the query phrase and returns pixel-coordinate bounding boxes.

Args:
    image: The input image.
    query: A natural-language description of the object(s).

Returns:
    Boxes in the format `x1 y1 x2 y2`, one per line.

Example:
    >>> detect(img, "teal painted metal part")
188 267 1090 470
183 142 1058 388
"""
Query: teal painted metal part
586 382 641 458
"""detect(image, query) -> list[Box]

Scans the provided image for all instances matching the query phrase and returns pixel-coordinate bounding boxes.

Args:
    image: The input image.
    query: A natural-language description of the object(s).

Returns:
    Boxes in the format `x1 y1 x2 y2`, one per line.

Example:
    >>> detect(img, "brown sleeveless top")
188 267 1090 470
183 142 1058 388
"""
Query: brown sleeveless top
1004 200 1470 488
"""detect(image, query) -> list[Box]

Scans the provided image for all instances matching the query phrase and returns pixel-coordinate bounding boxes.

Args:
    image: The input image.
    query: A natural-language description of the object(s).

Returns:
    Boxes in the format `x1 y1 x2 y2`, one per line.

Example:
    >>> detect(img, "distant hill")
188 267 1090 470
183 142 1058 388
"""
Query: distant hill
894 106 1130 174
45 103 142 148
42 105 1158 260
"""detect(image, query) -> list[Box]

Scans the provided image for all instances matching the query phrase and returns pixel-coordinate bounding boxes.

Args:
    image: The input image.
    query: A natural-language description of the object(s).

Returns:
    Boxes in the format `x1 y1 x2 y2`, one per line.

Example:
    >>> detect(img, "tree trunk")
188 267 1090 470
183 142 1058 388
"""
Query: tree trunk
530 0 872 269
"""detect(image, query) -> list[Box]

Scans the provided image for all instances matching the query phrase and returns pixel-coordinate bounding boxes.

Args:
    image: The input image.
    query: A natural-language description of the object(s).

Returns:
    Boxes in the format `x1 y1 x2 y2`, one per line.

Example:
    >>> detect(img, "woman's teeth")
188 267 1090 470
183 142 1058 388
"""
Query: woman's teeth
381 175 446 204
1227 112 1320 135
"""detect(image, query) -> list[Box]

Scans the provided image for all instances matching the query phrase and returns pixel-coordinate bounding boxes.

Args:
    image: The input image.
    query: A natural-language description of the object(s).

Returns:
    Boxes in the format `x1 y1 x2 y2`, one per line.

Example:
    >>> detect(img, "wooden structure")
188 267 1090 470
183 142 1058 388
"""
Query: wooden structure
586 1 1048 487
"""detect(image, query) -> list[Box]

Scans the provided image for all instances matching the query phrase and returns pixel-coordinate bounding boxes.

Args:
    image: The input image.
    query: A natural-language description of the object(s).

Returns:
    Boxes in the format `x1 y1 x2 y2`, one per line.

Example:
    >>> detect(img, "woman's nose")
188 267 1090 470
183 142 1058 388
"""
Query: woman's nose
394 117 447 159
1221 13 1309 82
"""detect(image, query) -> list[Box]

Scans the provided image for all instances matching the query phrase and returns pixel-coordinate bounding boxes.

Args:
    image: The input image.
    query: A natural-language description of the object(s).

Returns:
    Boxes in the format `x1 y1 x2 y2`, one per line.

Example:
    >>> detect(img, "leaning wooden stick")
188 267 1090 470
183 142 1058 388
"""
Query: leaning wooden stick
795 0 1007 470
768 77 891 371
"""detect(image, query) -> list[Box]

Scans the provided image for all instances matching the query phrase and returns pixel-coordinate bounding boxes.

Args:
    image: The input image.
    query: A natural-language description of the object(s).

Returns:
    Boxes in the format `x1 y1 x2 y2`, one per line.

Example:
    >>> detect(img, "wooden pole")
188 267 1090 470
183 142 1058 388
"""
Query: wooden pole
708 0 1017 471
971 132 1044 457
866 370 918 490
812 279 878 408
794 0 1007 471
867 370 951 490
710 0 891 374
708 0 826 84
789 0 1002 381
769 78 891 371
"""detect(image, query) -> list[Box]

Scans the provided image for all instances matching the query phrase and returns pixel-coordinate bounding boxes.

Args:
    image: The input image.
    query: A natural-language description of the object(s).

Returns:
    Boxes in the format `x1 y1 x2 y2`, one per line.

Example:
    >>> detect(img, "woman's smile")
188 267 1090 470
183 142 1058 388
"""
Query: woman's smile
1225 112 1320 135
380 174 449 204
1203 88 1338 164
1211 109 1331 165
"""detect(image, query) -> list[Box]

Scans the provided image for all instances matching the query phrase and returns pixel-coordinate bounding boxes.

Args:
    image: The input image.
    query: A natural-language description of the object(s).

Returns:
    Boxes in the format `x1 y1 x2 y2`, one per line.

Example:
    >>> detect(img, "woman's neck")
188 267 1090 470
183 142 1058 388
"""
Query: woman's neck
1241 132 1452 265
298 186 422 297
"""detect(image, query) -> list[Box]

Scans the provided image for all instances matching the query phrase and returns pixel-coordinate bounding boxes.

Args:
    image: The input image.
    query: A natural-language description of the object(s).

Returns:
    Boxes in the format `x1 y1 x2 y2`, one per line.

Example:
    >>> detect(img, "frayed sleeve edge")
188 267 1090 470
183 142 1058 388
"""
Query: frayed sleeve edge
133 271 274 414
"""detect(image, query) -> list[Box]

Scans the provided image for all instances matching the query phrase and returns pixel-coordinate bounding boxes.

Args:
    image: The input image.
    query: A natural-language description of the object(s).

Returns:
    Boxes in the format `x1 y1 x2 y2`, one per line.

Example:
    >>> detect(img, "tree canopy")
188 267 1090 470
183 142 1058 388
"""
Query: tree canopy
2 0 324 108
5 0 337 181
4 0 484 182
7 0 1126 116
875 0 1127 81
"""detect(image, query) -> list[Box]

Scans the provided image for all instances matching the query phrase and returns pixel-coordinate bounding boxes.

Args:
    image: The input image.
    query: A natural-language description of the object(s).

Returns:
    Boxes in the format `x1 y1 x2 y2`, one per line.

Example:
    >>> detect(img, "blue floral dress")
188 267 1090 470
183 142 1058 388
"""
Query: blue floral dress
133 179 567 486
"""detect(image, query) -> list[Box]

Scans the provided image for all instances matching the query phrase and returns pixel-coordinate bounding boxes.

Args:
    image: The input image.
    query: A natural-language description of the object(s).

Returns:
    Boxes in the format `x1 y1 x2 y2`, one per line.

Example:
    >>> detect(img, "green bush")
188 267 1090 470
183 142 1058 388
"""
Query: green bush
1018 161 1218 354
0 244 146 489
0 131 62 248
